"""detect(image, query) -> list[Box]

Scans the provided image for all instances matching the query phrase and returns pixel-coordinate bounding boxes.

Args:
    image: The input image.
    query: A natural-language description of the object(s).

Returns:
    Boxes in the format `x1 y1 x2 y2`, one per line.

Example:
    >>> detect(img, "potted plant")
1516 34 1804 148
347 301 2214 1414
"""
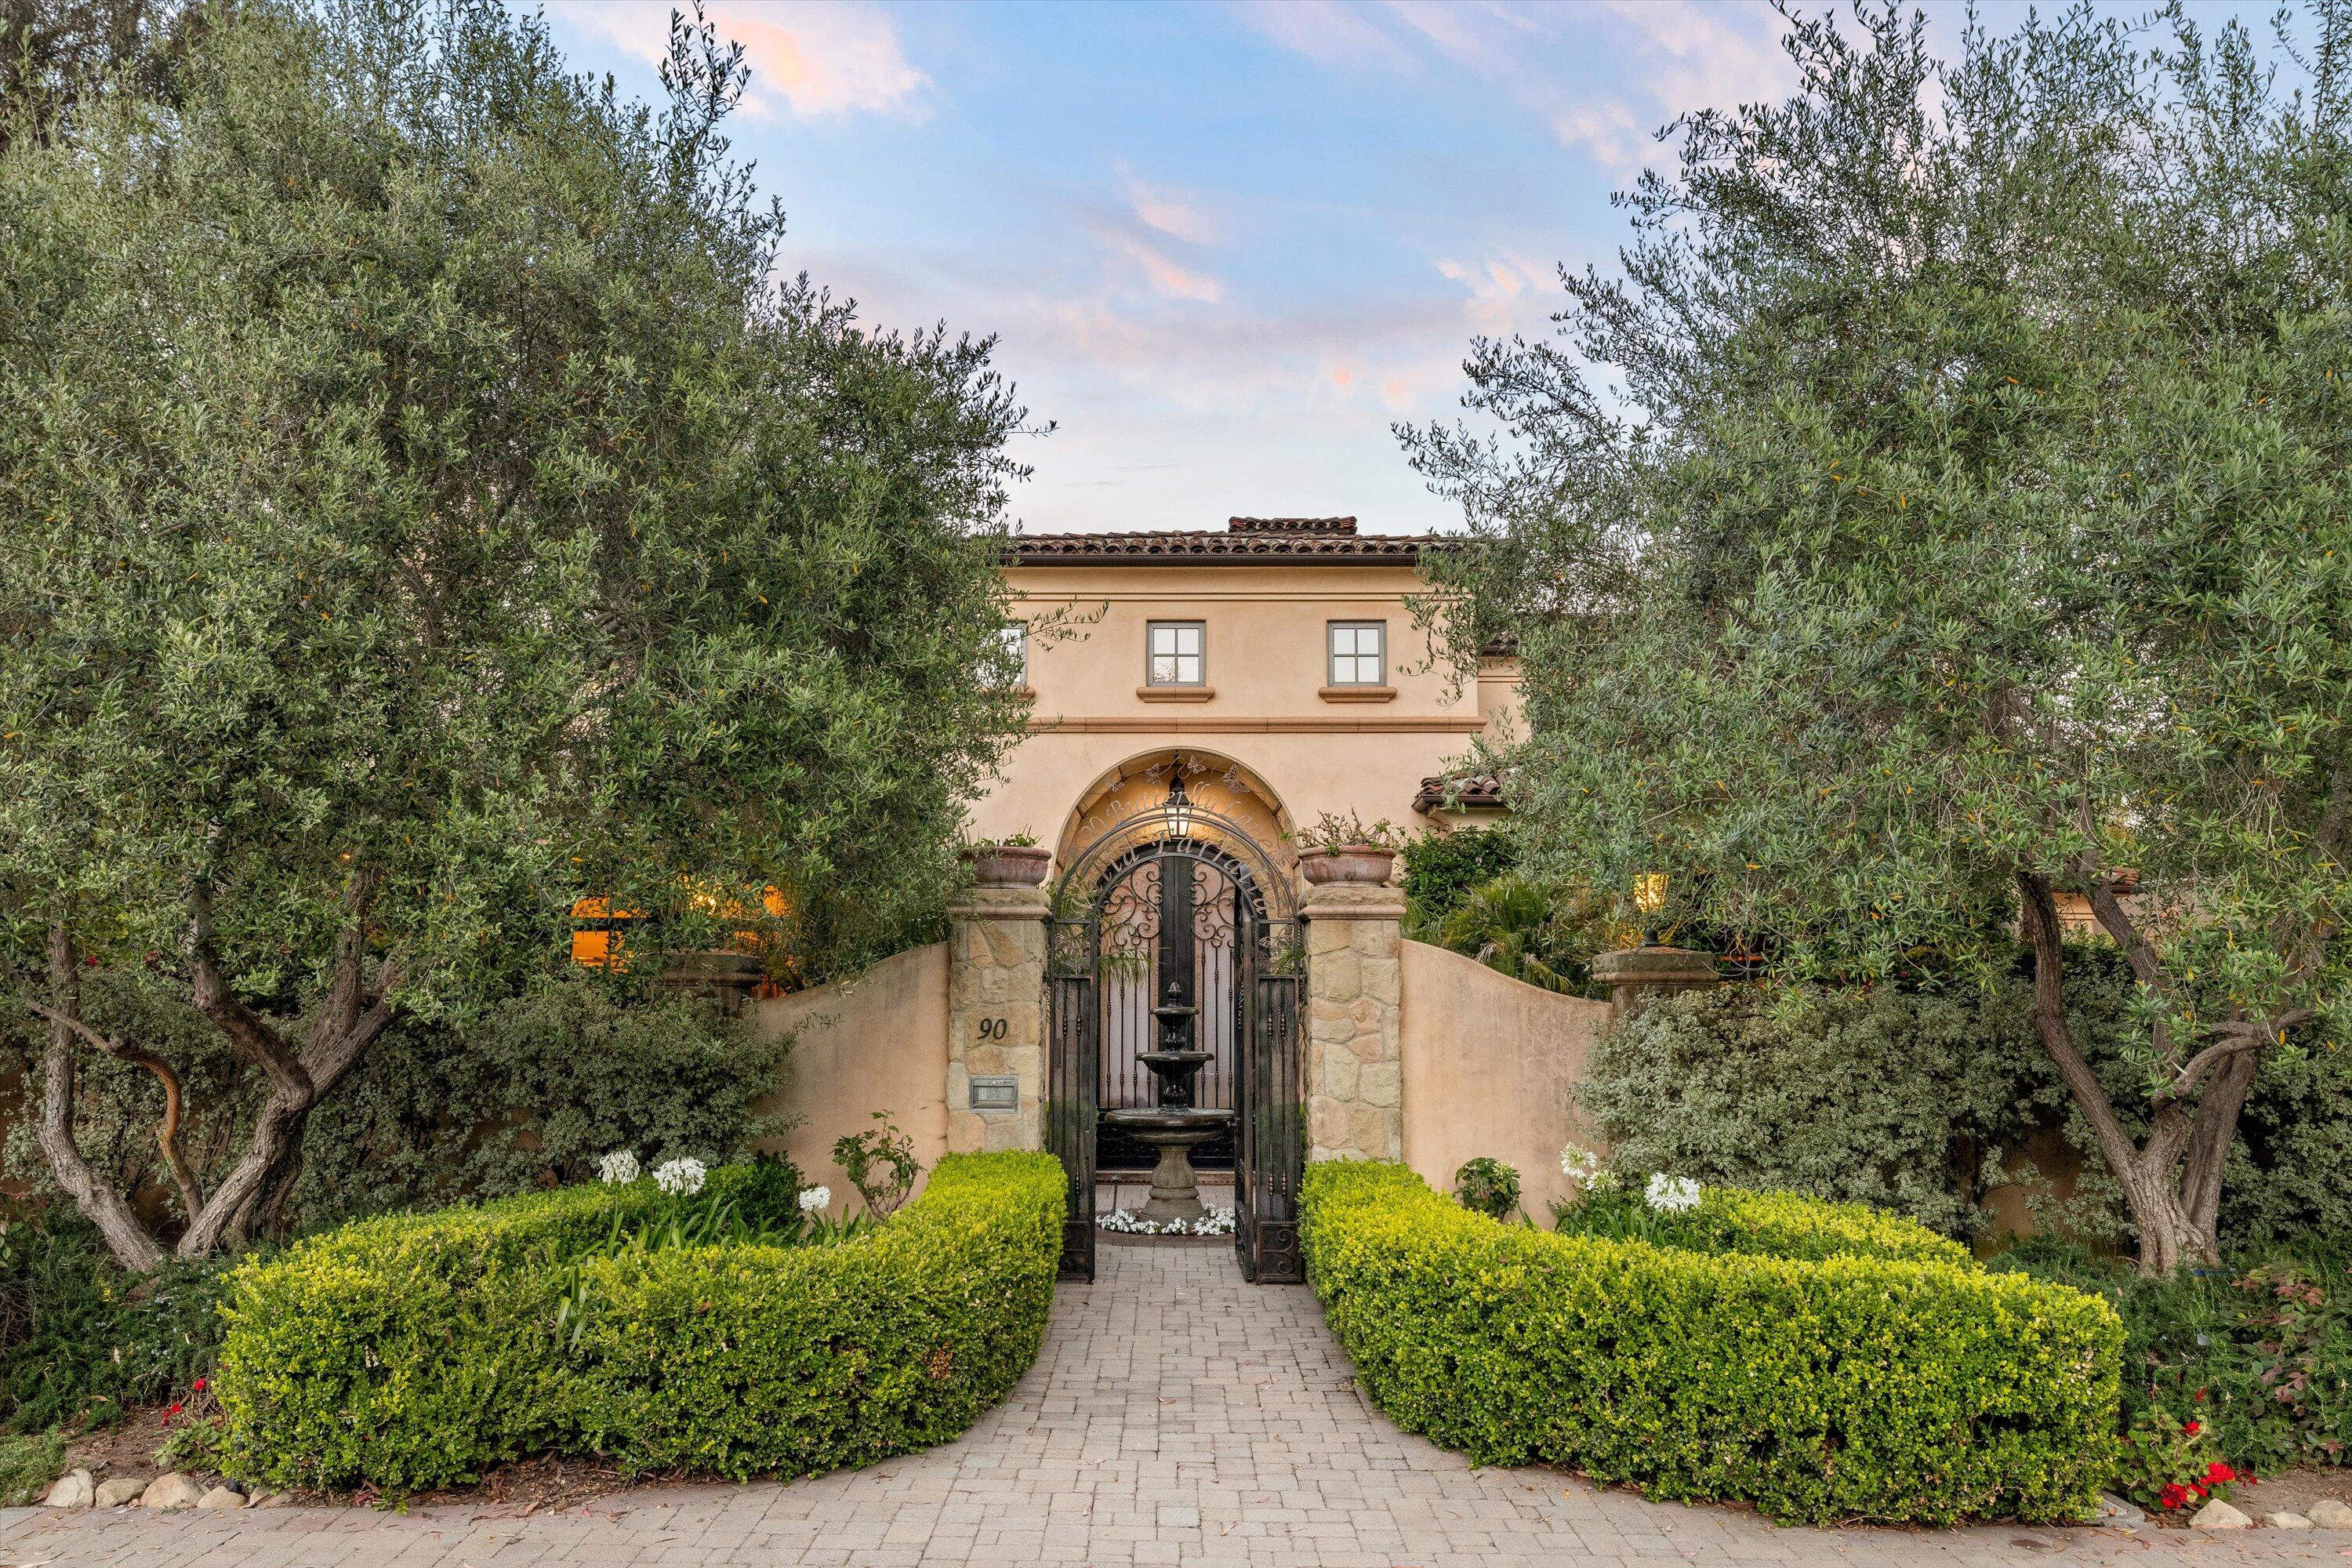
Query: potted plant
1294 811 1405 885
960 832 1051 887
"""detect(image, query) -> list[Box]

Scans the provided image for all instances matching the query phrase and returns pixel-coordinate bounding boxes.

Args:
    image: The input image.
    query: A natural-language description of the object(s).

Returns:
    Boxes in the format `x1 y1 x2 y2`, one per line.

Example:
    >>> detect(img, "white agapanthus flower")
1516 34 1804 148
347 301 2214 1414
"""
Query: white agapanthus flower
1645 1173 1701 1213
797 1185 832 1214
1560 1143 1601 1185
597 1150 640 1185
653 1156 707 1196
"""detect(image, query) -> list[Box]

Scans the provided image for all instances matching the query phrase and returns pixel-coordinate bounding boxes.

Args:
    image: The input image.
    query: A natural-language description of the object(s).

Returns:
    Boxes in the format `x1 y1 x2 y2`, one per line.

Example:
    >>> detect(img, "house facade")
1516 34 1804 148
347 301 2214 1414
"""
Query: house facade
971 515 1520 860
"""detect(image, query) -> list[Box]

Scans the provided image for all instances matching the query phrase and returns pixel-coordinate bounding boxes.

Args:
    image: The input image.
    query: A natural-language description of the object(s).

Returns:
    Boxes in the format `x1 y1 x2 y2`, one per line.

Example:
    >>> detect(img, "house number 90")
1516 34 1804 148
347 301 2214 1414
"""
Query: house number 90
976 1017 1009 1041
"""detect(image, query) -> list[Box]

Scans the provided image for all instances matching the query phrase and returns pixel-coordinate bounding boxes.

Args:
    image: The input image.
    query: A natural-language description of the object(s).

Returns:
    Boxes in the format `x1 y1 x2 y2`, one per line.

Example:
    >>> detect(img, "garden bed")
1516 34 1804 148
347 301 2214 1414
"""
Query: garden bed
213 1152 1065 1494
1300 1161 2123 1526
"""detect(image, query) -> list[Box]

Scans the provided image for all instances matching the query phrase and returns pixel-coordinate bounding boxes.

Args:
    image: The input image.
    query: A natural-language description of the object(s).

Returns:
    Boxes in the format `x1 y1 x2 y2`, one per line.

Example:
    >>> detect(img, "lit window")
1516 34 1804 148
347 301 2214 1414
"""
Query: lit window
994 623 1027 687
1328 621 1385 686
1148 621 1205 686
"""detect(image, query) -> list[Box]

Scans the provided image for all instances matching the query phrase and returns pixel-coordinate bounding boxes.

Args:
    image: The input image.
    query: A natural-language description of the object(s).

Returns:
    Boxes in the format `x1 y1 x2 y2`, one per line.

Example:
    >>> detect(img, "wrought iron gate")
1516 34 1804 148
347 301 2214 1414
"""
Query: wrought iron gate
1045 764 1305 1283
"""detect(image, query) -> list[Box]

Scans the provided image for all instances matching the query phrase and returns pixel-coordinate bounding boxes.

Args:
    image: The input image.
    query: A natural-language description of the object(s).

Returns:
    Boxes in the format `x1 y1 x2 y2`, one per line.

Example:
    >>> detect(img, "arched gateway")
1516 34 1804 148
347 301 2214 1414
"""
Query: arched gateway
1046 757 1305 1283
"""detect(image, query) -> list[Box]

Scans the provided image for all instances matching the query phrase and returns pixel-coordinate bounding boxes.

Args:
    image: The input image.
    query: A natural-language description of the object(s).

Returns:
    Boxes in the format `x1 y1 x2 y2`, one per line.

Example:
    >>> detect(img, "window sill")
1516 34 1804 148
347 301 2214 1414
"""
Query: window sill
1318 685 1396 702
1137 685 1215 702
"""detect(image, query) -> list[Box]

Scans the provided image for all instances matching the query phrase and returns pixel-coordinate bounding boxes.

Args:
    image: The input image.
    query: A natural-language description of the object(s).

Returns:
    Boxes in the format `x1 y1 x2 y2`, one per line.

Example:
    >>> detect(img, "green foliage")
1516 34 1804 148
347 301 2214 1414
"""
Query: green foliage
1994 1238 2352 1478
2108 1408 2239 1514
833 1112 922 1221
216 1152 1063 1493
292 977 792 1226
1399 827 1519 928
1554 1179 1971 1269
1419 873 1610 996
1450 1157 1520 1221
1408 0 2352 1266
0 1429 65 1506
0 0 1027 1258
0 1209 230 1433
1584 971 2352 1250
1301 1161 2121 1525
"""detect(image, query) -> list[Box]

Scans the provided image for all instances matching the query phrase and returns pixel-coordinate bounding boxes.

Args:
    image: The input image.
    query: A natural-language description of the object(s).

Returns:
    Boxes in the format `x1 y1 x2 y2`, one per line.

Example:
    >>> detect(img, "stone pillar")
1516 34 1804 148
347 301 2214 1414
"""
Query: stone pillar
1302 882 1406 1163
945 885 1049 1153
1589 945 1721 1022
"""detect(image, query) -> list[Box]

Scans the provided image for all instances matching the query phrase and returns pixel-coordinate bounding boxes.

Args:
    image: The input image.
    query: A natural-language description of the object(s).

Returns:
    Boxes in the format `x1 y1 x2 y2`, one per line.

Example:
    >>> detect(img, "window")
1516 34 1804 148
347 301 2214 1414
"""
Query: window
1147 621 1205 686
994 622 1027 688
1328 621 1385 686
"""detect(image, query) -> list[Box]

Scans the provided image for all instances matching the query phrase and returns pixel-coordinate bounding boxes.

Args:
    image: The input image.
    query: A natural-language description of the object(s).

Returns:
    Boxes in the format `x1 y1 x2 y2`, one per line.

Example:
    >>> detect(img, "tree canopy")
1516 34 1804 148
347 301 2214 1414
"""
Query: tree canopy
1410 0 2352 1272
0 0 1031 1265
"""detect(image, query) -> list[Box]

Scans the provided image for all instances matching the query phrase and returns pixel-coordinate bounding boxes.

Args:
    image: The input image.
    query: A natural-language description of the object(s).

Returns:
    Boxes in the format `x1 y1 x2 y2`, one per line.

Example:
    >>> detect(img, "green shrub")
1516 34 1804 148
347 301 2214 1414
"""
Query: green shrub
1452 1157 1521 1221
217 1152 1063 1492
0 1430 64 1506
1554 1181 1972 1267
1993 1236 2352 1477
1301 1161 2122 1525
1399 826 1519 926
0 1210 230 1433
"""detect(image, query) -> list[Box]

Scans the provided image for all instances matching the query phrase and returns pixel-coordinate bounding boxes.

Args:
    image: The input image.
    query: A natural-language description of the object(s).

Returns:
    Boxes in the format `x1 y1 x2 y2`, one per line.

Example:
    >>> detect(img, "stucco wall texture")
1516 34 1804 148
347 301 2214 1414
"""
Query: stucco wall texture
748 941 950 1214
1399 938 1612 1221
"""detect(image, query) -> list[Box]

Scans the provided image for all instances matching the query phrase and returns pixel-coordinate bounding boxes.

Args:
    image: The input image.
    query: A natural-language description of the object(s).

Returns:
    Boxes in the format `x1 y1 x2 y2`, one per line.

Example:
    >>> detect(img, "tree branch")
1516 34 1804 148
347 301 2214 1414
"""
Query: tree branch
34 926 166 1272
184 884 311 1098
2014 869 2145 1185
27 999 205 1222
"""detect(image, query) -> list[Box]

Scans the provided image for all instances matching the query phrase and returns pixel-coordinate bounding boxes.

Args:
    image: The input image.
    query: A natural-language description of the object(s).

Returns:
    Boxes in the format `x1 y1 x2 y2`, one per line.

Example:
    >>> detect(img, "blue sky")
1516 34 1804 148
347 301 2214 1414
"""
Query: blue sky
533 1 2275 538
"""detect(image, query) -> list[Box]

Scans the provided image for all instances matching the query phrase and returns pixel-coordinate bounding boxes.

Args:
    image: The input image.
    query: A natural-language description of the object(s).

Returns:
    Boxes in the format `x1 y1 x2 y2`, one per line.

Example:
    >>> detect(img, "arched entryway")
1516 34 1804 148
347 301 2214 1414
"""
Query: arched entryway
1047 753 1305 1284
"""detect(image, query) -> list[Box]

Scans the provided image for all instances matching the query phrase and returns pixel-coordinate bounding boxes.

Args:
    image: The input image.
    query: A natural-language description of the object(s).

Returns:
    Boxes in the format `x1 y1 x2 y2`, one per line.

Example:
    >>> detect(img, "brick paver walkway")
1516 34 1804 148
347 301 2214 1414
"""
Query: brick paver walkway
4 1240 2341 1567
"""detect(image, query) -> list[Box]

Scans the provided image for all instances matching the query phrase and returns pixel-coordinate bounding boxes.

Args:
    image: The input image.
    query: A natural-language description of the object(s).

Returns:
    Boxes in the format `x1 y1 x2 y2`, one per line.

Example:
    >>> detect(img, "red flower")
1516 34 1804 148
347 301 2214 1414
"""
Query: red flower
2183 1420 2201 1436
2194 1388 2209 1403
191 1378 208 1393
2158 1484 2190 1510
2205 1461 2238 1484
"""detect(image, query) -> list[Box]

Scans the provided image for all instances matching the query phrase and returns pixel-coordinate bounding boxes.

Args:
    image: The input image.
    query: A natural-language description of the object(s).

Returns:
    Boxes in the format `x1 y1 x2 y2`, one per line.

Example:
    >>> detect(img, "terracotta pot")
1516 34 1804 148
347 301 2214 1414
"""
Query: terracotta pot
1298 846 1398 885
961 844 1052 887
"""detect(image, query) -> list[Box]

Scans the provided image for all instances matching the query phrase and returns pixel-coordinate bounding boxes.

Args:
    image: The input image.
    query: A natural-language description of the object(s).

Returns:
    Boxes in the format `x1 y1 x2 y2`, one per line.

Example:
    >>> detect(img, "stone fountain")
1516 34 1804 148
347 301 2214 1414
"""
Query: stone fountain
1102 985 1235 1225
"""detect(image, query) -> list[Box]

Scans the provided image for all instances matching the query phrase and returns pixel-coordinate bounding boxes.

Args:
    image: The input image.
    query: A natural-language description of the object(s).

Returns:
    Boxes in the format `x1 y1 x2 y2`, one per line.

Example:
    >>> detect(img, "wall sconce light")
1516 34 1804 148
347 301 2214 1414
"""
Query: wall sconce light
1632 871 1669 948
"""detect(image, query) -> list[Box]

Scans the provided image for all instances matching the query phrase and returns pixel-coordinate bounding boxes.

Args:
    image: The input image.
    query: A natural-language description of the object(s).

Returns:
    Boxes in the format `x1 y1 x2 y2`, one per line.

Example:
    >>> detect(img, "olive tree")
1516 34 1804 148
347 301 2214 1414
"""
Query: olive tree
0 0 1031 1268
1409 2 2352 1273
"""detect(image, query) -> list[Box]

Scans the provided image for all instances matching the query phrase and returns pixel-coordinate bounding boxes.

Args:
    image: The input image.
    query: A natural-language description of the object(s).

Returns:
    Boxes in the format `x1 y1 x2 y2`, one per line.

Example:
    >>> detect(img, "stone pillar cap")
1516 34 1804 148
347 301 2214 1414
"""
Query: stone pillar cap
1589 945 1722 983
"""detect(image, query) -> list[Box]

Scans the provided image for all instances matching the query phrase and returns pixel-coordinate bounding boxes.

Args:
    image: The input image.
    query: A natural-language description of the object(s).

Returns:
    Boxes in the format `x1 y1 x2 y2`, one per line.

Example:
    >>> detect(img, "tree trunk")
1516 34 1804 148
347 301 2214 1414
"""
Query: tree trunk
35 925 167 1273
2013 871 2228 1275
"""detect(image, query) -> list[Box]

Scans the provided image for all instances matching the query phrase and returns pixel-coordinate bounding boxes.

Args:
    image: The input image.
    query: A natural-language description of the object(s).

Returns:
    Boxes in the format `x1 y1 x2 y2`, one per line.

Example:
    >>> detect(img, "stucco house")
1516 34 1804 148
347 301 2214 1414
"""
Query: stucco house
755 515 1640 1283
970 514 1523 855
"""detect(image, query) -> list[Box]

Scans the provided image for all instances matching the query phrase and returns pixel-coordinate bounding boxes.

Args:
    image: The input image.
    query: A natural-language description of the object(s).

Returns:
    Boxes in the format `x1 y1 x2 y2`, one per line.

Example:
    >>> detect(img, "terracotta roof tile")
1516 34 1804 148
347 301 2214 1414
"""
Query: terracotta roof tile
1414 773 1506 813
1006 515 1446 566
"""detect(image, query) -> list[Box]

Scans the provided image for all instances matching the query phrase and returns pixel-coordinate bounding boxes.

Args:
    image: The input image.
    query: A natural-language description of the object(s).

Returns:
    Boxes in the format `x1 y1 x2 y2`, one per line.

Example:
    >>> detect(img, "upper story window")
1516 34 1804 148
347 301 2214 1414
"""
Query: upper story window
1327 620 1386 686
993 622 1028 688
1147 620 1205 686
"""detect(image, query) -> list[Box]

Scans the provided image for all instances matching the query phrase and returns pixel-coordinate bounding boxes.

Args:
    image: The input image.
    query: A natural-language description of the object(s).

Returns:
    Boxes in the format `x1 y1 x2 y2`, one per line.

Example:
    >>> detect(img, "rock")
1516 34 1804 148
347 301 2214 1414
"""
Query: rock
43 1469 93 1509
195 1486 245 1511
2311 1499 2352 1529
2088 1492 2145 1528
139 1472 205 1512
94 1477 147 1508
2191 1499 2252 1530
247 1490 292 1508
2267 1512 2314 1530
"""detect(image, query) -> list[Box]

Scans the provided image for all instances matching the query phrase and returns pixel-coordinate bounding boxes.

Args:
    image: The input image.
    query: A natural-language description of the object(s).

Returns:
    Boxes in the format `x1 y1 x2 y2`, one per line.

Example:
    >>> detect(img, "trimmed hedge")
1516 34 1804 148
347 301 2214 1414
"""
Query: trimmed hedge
1637 1185 1973 1266
216 1152 1064 1492
1301 1162 2122 1524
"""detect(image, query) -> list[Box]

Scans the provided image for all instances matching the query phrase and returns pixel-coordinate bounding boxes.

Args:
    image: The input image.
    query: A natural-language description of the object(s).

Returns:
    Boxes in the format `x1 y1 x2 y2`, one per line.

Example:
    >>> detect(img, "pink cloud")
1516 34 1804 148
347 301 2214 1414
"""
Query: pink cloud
547 1 928 121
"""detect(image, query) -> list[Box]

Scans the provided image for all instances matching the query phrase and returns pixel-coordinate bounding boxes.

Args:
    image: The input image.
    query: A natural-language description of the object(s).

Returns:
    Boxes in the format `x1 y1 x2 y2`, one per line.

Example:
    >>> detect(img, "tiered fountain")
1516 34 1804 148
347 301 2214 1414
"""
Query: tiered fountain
1102 982 1235 1225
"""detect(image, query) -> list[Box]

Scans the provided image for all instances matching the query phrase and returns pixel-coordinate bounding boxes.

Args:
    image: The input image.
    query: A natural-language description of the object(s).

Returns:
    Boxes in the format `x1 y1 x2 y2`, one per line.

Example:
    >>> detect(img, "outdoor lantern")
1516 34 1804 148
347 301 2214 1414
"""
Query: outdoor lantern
1164 760 1195 838
1632 871 1669 947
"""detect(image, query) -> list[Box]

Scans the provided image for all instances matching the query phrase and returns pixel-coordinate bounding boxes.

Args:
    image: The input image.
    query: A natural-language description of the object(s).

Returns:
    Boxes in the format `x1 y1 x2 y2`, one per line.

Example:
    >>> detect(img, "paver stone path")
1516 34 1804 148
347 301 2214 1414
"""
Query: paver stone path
3 1240 2339 1566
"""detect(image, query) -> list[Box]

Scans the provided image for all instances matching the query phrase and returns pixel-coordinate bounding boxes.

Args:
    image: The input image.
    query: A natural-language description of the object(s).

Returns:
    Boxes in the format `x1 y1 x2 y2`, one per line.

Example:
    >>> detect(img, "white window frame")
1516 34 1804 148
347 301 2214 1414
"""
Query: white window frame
1146 620 1206 687
1327 620 1386 687
994 622 1028 688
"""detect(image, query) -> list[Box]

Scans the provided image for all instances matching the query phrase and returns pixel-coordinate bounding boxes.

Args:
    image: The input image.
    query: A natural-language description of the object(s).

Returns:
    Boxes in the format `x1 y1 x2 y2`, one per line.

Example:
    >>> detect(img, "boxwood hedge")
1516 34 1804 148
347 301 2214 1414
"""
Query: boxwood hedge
1301 1161 2122 1525
216 1152 1064 1492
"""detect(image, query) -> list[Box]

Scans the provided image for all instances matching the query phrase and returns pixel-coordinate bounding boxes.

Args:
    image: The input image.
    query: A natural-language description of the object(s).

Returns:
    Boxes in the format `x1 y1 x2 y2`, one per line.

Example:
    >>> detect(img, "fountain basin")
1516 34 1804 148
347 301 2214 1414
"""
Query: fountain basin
1103 1105 1234 1225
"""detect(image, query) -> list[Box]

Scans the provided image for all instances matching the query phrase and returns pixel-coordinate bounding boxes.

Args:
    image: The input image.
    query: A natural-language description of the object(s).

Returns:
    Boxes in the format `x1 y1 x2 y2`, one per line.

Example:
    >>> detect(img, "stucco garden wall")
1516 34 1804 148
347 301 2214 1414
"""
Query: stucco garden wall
1399 939 1611 1221
748 942 950 1207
